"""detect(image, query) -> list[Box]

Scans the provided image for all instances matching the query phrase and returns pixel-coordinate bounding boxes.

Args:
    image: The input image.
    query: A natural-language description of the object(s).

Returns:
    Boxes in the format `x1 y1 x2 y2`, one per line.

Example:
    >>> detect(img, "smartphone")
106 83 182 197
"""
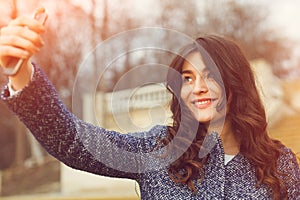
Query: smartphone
2 9 48 76
34 8 48 25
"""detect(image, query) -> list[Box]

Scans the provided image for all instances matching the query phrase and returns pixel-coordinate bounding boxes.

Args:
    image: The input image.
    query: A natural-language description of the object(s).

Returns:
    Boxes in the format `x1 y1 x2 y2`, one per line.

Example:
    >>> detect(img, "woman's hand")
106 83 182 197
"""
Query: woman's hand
0 8 47 90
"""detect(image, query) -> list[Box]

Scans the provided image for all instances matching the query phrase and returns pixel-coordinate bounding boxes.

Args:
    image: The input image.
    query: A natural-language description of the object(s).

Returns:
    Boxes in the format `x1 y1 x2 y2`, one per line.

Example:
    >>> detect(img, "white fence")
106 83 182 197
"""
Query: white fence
83 83 173 132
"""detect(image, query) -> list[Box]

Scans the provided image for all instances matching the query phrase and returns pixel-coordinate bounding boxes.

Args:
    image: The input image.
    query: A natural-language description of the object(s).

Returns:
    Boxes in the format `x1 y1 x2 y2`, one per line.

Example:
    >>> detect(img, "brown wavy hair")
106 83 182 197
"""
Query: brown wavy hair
161 35 288 199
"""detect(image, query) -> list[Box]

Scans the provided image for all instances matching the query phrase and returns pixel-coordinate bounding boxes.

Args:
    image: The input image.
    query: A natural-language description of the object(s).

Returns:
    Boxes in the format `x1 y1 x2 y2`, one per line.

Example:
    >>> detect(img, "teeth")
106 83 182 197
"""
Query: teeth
194 100 211 105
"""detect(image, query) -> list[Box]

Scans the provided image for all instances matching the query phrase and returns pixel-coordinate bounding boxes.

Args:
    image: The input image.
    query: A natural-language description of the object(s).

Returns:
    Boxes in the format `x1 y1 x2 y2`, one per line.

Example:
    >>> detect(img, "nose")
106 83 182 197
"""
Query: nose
193 76 208 94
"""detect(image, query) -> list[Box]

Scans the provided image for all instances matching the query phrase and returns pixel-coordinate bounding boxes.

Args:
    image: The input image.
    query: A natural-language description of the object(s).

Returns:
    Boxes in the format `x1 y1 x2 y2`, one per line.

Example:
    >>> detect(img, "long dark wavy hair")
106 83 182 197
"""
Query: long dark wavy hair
160 35 288 199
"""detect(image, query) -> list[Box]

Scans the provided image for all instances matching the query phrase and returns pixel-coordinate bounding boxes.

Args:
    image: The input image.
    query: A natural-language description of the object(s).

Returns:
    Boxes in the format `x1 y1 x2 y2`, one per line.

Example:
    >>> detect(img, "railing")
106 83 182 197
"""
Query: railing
104 83 171 114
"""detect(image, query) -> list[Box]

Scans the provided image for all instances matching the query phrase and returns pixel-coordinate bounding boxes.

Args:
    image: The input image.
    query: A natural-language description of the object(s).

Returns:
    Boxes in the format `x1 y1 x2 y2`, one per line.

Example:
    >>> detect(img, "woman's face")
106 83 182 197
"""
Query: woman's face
180 52 225 125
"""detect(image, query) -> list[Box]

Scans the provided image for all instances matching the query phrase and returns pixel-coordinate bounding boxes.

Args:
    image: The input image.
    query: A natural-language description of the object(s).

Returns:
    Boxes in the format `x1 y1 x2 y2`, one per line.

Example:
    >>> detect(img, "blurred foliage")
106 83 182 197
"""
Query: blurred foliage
33 1 90 109
201 0 293 77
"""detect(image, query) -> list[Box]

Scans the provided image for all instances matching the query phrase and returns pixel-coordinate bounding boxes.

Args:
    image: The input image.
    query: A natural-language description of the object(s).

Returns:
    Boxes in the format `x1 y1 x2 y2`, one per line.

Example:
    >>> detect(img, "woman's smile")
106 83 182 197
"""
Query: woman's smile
191 98 218 109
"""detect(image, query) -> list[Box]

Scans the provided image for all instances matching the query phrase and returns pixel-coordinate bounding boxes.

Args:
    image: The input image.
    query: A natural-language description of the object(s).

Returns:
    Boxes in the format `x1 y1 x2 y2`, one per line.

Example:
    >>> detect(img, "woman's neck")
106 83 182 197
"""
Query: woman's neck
206 119 240 155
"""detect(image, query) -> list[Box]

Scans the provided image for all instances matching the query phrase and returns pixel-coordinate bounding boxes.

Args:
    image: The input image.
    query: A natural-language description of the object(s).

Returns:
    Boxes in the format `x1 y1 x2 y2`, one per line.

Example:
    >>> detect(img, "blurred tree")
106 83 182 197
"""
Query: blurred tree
96 0 184 92
90 0 108 91
201 0 293 77
33 1 90 109
90 0 157 92
157 0 200 38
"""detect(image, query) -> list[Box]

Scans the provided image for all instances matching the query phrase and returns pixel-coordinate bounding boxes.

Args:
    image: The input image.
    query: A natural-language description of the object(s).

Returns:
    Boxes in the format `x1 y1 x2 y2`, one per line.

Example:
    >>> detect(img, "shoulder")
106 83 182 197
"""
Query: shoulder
147 124 168 138
278 147 299 165
277 147 300 199
277 146 299 180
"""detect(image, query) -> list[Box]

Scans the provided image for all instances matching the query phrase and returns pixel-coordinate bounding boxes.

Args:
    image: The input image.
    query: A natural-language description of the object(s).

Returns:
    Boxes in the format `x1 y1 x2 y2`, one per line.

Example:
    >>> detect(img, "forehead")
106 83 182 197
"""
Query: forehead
182 52 207 73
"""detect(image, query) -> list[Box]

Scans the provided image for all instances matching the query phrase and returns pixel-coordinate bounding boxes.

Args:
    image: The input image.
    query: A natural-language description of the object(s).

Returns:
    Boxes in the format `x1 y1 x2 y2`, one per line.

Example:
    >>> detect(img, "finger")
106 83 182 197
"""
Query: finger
0 26 44 48
0 35 41 54
0 45 30 60
10 16 45 33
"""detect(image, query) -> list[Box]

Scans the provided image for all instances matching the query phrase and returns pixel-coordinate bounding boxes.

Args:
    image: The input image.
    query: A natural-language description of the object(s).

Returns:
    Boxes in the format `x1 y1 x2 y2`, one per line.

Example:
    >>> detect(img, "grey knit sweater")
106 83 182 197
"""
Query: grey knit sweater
1 64 299 199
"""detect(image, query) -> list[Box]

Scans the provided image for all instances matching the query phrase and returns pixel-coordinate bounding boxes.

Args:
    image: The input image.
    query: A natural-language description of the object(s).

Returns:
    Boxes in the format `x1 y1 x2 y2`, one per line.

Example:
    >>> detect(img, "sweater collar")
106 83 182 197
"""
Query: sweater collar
198 131 222 159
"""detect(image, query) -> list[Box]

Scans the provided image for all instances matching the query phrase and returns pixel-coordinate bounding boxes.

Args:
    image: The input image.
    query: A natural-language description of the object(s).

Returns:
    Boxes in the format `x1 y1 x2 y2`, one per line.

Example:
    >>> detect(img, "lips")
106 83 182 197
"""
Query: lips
192 98 216 108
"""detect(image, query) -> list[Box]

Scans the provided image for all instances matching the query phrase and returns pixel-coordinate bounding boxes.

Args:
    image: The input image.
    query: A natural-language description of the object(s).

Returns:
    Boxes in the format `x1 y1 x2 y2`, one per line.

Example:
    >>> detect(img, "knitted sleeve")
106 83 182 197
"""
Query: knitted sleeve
1 63 167 181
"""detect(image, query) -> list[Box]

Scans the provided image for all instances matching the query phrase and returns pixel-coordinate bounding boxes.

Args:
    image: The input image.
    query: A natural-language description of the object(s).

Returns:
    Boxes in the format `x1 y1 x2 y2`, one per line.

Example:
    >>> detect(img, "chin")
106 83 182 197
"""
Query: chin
194 115 213 124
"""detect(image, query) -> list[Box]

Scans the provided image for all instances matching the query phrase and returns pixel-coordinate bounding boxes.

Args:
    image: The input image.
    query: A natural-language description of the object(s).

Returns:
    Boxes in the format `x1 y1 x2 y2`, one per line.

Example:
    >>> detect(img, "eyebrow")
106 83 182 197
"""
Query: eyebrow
181 68 209 74
181 69 193 74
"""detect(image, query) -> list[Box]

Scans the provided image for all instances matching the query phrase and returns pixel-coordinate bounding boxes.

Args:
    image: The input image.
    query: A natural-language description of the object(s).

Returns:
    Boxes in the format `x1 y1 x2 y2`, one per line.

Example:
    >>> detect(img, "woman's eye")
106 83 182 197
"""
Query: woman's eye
182 76 192 83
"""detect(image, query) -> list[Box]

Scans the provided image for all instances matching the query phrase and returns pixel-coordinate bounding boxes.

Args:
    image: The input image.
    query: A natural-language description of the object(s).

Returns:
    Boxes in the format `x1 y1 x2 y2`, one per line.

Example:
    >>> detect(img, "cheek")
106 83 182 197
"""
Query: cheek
206 81 220 91
207 82 223 97
214 86 227 113
180 86 191 100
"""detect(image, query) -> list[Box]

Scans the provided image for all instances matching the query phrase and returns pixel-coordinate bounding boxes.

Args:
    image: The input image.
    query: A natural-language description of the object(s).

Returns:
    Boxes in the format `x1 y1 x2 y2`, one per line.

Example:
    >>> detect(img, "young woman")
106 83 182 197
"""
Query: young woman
0 11 299 200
